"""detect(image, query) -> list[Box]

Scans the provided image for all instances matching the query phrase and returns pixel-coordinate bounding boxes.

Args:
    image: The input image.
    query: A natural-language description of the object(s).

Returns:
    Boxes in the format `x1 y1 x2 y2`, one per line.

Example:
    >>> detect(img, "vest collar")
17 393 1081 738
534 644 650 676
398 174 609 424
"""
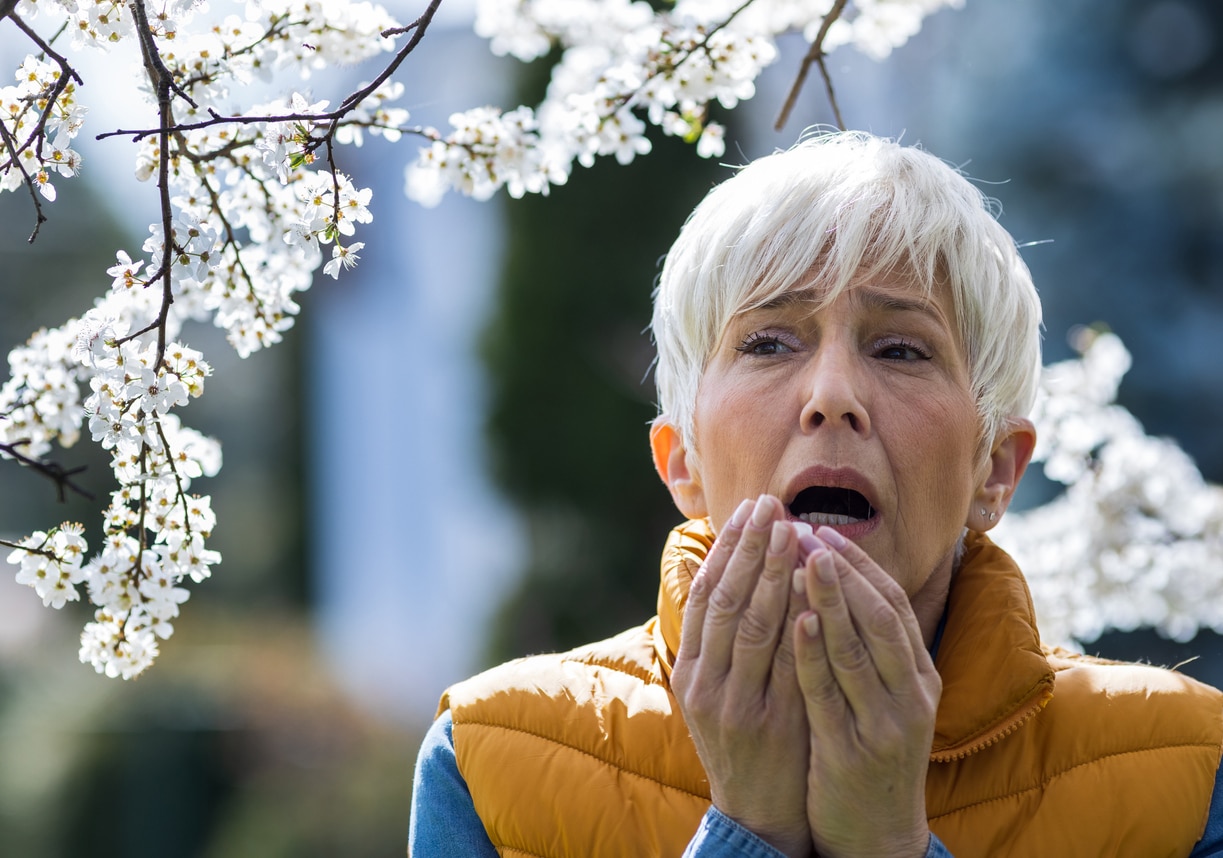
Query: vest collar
653 519 1055 762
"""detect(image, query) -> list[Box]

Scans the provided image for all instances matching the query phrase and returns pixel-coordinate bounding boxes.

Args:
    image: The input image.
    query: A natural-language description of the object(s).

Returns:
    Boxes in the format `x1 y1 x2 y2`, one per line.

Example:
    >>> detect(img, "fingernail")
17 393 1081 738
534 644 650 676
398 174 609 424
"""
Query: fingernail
802 613 820 637
816 552 836 585
819 526 847 549
797 533 820 558
750 495 773 527
792 567 806 595
769 521 788 552
729 499 752 528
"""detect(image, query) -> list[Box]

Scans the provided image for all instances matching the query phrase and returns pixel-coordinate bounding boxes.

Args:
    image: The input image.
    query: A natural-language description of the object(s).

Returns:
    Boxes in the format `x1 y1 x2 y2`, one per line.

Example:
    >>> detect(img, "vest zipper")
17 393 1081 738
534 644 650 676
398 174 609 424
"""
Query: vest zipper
929 685 1055 763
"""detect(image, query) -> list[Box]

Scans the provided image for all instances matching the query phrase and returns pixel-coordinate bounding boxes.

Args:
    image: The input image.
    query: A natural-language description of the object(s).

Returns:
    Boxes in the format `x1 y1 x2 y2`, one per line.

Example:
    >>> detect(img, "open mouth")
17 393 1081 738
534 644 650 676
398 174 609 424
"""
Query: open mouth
789 486 876 526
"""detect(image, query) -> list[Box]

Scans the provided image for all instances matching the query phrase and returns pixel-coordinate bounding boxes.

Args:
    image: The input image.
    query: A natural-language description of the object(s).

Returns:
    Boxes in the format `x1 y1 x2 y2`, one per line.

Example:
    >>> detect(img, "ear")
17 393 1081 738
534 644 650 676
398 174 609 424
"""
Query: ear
649 417 708 520
971 417 1037 532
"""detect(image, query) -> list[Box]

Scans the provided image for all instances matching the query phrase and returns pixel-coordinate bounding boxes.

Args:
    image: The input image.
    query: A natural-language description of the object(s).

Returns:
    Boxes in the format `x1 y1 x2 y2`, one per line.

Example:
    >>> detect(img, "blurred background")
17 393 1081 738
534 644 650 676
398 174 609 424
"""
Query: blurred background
2 0 1222 854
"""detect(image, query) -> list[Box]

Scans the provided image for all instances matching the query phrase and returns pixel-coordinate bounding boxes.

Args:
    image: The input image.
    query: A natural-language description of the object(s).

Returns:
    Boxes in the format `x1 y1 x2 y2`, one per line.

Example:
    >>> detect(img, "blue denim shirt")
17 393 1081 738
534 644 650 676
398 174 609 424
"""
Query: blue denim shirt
409 710 1223 856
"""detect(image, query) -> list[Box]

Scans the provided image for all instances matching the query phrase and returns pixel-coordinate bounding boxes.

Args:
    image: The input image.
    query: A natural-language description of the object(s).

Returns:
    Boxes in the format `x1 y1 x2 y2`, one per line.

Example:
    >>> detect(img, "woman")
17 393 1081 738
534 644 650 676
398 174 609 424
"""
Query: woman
410 132 1223 857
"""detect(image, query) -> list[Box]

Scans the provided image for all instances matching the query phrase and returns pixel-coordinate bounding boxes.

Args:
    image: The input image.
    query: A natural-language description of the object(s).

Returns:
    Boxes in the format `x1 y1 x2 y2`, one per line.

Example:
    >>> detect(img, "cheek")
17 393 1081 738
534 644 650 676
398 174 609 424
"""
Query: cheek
693 385 789 513
890 399 981 511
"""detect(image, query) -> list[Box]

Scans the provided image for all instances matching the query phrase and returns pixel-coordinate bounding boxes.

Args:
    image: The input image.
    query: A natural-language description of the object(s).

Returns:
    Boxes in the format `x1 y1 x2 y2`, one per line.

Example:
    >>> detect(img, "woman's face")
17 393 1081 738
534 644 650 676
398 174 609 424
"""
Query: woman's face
682 274 989 598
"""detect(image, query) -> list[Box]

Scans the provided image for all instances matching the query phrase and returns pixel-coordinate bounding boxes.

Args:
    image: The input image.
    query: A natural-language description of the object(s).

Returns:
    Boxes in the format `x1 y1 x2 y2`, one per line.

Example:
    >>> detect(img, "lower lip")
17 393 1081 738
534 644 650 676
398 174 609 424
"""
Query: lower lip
788 513 880 541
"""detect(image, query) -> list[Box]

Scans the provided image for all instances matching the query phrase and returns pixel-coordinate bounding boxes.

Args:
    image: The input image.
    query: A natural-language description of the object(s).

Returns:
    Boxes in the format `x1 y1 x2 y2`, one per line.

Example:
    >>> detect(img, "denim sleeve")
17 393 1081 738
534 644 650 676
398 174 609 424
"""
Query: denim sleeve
408 710 499 858
927 832 954 857
1189 760 1223 857
681 806 952 858
681 807 790 857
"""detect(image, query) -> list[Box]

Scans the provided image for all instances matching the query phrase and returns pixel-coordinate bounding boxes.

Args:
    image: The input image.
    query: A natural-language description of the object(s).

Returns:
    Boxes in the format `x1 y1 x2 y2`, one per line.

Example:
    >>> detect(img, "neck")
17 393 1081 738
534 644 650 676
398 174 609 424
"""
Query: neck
910 553 955 650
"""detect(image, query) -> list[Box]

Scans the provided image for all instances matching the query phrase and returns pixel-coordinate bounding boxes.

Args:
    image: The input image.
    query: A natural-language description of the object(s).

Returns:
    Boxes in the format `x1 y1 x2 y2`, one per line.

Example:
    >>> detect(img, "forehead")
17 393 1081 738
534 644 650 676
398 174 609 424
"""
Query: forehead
734 265 952 326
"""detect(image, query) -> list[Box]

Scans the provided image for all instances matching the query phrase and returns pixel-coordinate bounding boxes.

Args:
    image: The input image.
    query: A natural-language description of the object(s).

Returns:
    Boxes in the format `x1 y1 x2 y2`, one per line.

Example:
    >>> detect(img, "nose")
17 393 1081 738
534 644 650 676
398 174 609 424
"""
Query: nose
798 342 872 436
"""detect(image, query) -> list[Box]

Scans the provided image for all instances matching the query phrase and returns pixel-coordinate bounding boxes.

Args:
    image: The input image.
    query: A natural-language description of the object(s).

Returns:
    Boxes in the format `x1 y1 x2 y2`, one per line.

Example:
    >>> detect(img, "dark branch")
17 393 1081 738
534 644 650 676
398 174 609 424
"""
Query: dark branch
0 116 47 242
0 441 94 502
775 0 849 131
121 0 180 370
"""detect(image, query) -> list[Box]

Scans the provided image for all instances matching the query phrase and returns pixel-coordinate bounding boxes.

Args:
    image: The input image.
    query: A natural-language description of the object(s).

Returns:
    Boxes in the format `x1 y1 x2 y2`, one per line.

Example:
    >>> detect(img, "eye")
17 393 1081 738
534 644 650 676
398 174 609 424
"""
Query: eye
875 338 932 361
734 331 795 356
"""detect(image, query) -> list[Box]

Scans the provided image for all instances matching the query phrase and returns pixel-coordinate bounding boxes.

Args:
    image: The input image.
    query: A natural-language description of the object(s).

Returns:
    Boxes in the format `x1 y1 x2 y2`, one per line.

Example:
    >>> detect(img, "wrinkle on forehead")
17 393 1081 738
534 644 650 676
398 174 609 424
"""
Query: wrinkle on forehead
735 261 955 328
735 248 943 313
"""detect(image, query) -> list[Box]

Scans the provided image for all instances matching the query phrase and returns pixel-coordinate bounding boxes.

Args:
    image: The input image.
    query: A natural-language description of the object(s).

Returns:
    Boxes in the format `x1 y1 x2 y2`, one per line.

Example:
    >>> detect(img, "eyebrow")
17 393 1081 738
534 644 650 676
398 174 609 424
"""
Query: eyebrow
855 288 943 319
749 286 944 321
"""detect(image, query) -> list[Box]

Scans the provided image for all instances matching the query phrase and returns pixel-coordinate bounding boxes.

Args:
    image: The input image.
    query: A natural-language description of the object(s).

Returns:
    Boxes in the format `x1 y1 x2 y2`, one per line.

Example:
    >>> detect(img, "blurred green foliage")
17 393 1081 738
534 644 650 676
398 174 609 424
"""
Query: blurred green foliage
0 605 419 858
0 136 330 858
480 91 725 659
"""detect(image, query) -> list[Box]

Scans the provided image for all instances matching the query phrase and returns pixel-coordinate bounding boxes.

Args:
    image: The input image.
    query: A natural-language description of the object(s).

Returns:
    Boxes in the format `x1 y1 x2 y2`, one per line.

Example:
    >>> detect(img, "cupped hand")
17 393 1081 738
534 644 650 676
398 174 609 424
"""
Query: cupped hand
793 528 942 858
671 495 815 858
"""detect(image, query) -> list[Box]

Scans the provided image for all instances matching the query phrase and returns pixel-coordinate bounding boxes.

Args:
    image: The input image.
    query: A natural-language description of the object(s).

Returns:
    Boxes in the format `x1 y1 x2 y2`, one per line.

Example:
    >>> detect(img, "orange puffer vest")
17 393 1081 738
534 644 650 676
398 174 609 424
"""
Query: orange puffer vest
440 521 1223 858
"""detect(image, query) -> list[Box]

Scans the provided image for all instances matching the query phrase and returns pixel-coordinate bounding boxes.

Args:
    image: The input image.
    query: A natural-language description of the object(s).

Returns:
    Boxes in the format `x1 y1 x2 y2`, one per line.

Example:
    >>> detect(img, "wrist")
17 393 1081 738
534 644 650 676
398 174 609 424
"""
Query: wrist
764 833 814 858
810 828 930 858
710 804 812 858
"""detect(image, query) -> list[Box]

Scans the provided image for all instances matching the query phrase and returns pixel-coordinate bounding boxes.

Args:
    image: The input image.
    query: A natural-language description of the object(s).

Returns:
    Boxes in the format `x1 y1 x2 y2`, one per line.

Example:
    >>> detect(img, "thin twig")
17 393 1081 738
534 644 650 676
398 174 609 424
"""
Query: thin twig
98 0 445 145
813 52 845 130
775 0 848 131
340 0 442 112
0 441 94 501
9 13 84 86
0 117 47 242
3 11 86 241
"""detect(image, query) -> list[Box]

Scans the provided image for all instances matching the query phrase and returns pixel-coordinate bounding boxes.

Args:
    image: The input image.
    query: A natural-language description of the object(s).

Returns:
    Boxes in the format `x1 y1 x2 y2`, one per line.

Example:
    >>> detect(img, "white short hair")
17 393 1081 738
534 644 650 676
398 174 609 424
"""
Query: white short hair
651 130 1043 451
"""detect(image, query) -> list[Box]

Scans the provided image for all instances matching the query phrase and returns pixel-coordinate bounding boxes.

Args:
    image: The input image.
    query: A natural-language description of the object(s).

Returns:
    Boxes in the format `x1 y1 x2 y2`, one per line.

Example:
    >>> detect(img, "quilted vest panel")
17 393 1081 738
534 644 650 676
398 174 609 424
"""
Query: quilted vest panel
441 525 1223 857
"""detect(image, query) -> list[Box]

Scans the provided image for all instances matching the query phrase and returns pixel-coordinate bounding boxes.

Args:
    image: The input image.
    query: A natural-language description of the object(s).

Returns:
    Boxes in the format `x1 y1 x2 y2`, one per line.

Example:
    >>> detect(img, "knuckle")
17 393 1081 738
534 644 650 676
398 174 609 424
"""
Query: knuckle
867 603 900 637
878 578 909 608
707 538 736 567
705 582 742 617
734 531 768 564
689 566 713 600
760 553 788 583
773 634 797 670
734 608 775 648
803 671 843 708
672 670 713 712
829 639 873 675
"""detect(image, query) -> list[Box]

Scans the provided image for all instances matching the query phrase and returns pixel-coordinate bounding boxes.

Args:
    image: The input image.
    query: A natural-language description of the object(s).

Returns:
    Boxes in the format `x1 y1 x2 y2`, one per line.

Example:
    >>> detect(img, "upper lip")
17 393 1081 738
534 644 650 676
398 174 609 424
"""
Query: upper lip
783 466 880 517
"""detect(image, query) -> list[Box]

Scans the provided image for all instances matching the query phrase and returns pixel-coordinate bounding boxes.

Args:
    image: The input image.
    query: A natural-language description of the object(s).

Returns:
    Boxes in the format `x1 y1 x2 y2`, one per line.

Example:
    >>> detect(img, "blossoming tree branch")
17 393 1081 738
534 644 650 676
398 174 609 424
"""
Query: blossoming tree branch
2 0 1220 680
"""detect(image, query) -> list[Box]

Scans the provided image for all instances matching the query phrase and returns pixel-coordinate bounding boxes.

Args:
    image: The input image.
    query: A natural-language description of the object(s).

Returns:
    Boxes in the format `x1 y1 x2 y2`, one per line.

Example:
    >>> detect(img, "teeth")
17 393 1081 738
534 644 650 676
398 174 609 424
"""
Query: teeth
797 513 863 526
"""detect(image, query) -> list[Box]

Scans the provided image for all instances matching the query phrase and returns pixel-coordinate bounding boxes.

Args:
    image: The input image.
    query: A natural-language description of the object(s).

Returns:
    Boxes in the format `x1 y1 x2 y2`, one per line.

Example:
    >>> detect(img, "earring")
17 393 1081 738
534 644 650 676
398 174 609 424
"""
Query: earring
980 507 996 522
989 511 997 522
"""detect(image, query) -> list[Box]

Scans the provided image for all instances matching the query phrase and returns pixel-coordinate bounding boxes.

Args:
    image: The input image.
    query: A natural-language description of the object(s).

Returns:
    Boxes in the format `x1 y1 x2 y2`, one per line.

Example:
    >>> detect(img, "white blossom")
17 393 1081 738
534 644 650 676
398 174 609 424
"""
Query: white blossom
992 331 1223 647
1 0 987 680
323 241 364 278
7 524 88 608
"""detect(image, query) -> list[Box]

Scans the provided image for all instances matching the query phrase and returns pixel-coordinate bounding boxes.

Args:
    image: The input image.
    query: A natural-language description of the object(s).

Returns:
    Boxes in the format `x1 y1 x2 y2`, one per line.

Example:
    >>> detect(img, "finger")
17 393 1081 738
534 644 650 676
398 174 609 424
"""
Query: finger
799 542 927 724
821 547 921 700
677 497 752 664
732 519 799 689
772 543 814 689
816 527 934 676
792 521 817 562
793 546 854 730
699 495 784 672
